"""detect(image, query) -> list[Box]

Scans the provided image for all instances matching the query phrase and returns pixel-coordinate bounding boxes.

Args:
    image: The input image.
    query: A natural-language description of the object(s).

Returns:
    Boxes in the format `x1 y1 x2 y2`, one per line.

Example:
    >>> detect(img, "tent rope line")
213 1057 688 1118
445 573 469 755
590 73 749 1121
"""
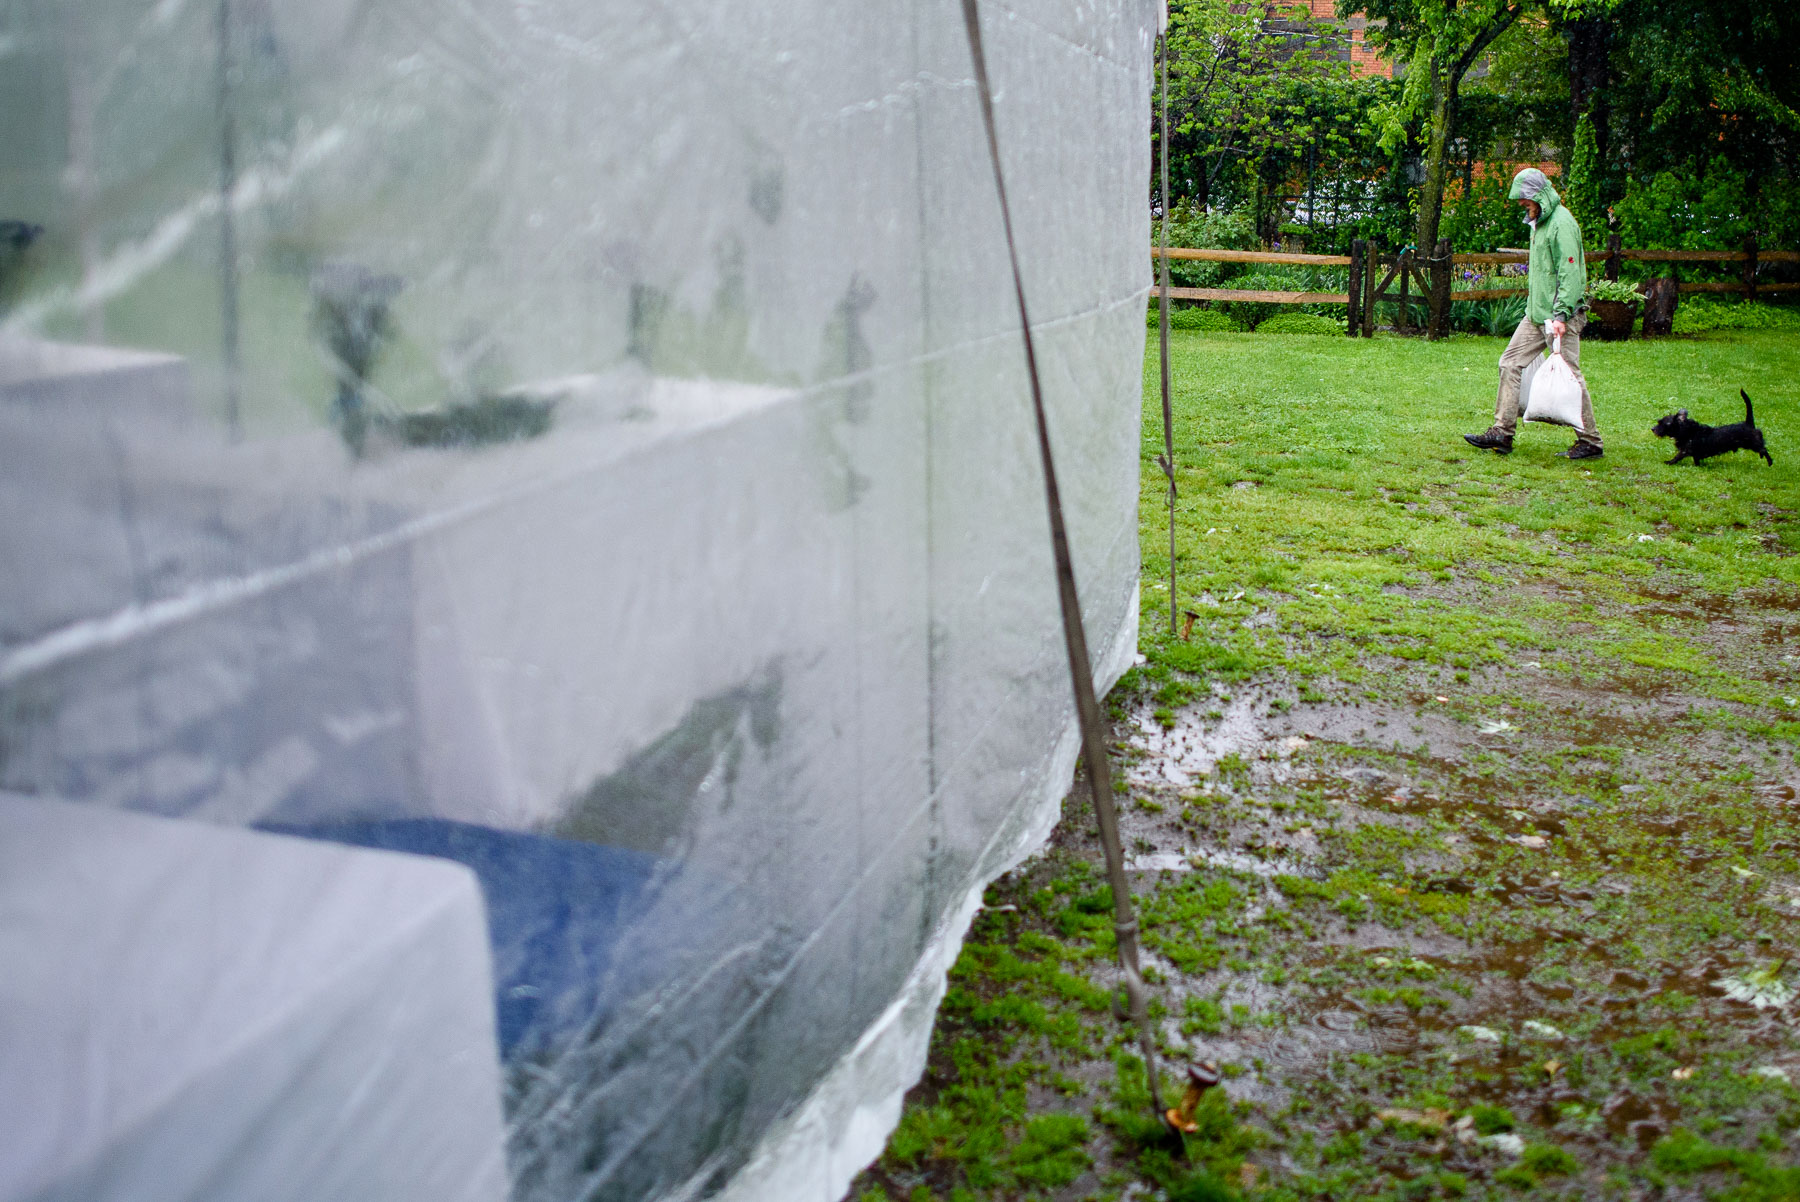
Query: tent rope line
958 0 1167 1121
1155 11 1178 638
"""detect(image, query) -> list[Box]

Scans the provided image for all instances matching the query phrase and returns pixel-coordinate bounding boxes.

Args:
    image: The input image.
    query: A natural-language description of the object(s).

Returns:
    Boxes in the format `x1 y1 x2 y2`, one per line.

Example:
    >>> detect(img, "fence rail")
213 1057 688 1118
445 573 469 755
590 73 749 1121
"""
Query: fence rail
1151 236 1799 338
1156 247 1352 266
1163 286 1351 304
1152 248 1800 267
1429 283 1800 302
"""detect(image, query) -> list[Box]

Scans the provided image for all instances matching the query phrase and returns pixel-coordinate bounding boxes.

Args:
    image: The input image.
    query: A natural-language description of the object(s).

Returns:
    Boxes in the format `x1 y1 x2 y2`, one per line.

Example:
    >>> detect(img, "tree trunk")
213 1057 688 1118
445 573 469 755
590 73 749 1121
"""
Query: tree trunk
1416 6 1525 257
1640 277 1678 337
1414 62 1456 256
1428 237 1453 341
1362 241 1379 338
1567 16 1612 164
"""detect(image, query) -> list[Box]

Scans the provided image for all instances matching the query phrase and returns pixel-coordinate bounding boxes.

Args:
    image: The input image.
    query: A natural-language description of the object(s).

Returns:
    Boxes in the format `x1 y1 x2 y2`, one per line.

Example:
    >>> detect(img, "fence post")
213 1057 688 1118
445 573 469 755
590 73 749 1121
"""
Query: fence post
1428 250 1441 332
1429 237 1452 340
1397 248 1412 335
1744 233 1759 301
1605 233 1621 282
1347 239 1364 337
1362 242 1378 337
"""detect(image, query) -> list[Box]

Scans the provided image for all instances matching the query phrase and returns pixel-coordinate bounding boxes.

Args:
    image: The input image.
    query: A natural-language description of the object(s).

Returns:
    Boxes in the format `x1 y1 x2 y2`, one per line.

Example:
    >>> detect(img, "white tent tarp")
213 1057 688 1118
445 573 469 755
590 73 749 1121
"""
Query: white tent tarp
0 793 507 1202
0 0 1153 1196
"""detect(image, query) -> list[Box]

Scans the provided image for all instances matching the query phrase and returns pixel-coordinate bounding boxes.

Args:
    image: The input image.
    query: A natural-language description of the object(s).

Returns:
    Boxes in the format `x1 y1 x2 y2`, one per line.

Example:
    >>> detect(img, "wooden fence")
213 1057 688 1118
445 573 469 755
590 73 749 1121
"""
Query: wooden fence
1153 235 1800 339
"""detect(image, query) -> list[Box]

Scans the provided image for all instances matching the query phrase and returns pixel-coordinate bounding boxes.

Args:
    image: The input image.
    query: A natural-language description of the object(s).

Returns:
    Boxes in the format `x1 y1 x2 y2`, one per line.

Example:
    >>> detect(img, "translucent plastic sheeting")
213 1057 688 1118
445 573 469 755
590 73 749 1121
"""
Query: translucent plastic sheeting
0 1 1153 1198
0 793 508 1202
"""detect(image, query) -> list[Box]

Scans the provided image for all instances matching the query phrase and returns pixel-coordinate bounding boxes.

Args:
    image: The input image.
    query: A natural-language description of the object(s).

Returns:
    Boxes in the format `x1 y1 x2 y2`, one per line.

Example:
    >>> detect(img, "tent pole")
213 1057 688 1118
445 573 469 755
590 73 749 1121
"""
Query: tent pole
1157 22 1177 636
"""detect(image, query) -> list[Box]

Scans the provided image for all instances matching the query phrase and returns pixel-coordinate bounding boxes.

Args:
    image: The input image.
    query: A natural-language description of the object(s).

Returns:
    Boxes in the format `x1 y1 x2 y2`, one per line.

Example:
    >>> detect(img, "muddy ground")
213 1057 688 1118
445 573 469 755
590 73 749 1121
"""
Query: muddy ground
855 329 1800 1201
856 580 1800 1202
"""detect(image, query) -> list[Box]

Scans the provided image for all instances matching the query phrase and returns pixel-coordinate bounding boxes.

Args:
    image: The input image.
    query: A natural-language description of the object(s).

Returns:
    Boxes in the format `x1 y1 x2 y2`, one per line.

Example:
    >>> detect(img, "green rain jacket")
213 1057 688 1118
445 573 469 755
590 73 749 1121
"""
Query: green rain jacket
1508 170 1587 325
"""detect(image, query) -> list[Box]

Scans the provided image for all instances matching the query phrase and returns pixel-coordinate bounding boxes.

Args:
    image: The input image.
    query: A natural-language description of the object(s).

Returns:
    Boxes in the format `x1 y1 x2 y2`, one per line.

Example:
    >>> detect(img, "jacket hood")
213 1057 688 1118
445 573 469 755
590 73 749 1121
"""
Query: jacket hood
1508 168 1561 218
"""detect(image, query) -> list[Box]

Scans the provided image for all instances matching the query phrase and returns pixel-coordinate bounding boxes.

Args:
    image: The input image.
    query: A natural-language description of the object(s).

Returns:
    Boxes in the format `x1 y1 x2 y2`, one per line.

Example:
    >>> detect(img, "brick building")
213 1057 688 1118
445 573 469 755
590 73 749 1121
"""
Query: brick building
1289 1 1393 78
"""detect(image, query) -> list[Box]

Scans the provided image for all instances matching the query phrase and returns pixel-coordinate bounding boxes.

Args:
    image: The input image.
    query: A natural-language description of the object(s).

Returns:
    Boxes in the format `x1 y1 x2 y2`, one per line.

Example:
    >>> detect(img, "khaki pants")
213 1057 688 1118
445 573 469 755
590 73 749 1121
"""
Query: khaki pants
1494 313 1602 447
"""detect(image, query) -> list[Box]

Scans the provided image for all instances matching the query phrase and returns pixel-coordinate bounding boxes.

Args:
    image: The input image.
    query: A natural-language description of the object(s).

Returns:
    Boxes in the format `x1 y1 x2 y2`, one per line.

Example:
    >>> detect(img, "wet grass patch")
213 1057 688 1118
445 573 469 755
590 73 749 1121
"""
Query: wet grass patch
858 331 1800 1200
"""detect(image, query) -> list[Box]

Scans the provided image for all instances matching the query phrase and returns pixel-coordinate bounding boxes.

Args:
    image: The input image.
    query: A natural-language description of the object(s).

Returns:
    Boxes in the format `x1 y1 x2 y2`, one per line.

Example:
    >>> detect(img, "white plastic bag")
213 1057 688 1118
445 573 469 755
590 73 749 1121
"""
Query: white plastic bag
1522 327 1585 427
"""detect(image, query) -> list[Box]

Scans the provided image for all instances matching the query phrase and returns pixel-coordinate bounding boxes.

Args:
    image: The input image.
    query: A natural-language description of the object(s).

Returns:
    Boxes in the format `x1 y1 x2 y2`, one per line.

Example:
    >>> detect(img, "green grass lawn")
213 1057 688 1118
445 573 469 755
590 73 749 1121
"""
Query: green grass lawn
1139 326 1797 664
856 329 1800 1202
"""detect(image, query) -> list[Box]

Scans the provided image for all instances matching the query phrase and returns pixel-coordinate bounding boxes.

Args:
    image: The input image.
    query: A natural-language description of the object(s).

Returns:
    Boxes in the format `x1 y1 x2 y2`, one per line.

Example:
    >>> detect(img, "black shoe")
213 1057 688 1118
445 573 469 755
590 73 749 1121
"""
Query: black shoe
1463 429 1514 454
1559 441 1604 460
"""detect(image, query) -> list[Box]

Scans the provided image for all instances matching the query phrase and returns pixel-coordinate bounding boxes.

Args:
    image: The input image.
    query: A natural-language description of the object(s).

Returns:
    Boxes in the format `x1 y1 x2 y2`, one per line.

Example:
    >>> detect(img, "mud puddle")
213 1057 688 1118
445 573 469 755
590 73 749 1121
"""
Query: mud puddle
864 596 1800 1202
1099 672 1800 1189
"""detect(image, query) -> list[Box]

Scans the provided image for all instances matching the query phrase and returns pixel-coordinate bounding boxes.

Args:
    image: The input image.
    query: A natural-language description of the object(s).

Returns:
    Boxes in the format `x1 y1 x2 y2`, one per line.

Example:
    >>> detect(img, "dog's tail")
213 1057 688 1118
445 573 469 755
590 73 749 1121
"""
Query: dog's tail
1743 389 1756 425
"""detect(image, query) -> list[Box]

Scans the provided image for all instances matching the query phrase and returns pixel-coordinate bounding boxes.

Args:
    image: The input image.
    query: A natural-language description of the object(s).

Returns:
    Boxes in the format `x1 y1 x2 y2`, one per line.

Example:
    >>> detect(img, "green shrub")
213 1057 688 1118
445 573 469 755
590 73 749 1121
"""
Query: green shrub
1587 278 1643 305
1448 299 1484 334
1440 172 1523 254
1185 308 1244 332
1672 298 1800 334
1446 295 1527 336
1156 206 1256 288
1147 305 1244 332
1218 271 1305 329
1488 295 1528 335
1257 312 1341 336
1616 157 1800 252
1564 115 1606 236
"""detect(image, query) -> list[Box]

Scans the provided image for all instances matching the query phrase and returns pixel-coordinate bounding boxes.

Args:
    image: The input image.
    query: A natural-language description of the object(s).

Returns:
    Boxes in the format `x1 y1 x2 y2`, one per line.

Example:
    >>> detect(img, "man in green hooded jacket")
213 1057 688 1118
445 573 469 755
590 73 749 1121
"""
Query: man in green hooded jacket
1464 168 1604 460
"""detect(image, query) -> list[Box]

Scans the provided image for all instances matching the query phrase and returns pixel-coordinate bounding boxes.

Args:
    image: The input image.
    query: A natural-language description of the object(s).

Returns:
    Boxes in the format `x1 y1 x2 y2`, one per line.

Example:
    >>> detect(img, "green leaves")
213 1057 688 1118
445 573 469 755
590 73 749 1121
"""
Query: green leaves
1163 0 1362 200
1612 1 1800 182
1586 277 1643 305
1354 0 1525 66
1367 43 1433 154
1564 113 1605 233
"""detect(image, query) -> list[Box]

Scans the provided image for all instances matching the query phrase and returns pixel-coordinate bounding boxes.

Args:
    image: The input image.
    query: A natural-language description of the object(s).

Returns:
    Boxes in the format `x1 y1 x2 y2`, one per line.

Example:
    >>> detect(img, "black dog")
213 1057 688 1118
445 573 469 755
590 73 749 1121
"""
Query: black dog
1651 390 1773 466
